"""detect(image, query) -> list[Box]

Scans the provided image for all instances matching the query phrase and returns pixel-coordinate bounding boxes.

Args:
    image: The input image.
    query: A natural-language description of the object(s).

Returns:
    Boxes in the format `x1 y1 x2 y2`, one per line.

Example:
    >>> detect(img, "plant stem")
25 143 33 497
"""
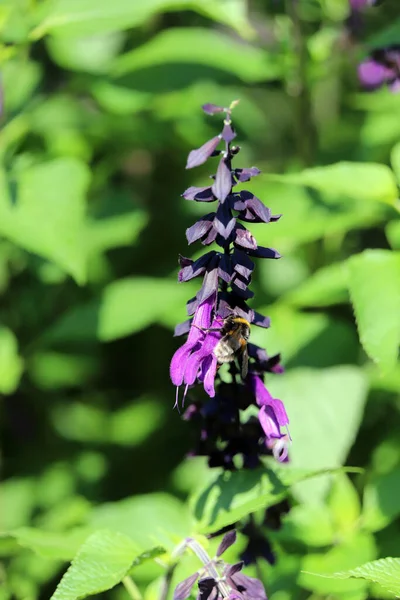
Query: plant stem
159 564 176 600
122 576 143 600
286 0 317 166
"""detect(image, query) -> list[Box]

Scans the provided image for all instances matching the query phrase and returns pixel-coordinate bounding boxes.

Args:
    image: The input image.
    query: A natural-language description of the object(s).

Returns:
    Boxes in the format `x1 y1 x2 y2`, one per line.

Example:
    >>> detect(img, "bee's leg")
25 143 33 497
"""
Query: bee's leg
192 324 222 333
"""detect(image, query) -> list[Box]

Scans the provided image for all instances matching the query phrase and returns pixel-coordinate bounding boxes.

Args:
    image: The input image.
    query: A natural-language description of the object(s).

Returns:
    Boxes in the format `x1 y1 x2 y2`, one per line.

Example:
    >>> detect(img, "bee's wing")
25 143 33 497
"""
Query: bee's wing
239 343 249 378
222 331 242 353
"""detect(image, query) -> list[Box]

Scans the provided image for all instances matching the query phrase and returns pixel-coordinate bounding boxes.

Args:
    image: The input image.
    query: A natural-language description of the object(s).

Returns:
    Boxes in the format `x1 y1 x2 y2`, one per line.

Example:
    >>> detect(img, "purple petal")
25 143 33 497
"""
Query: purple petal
234 225 257 250
197 577 217 600
240 191 271 223
193 292 216 329
221 122 236 143
174 319 192 337
214 202 236 239
186 214 215 245
174 573 200 600
252 311 271 328
212 158 232 203
225 562 243 576
358 59 393 88
179 251 217 282
186 136 222 169
232 249 254 279
218 254 233 283
234 167 261 182
230 572 268 600
202 355 218 398
202 226 218 246
197 268 219 303
246 246 281 259
202 103 225 115
182 186 215 202
216 530 237 556
231 279 254 299
389 78 400 93
170 342 199 386
249 374 274 407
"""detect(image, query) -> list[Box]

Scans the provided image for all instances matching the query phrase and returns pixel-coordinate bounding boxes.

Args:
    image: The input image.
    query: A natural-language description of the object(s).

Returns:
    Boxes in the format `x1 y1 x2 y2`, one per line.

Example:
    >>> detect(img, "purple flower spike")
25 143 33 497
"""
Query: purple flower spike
170 102 289 466
216 530 237 556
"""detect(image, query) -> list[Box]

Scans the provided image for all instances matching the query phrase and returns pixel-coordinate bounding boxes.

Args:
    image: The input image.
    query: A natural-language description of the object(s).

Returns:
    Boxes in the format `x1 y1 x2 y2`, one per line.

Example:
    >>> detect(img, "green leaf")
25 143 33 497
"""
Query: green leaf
347 250 400 371
283 262 349 307
0 327 24 394
362 467 400 532
32 0 255 39
86 211 149 255
247 180 385 252
46 32 126 73
327 473 361 536
309 557 400 597
98 277 196 341
50 530 154 600
0 159 90 284
278 503 336 547
266 162 398 206
391 141 400 186
7 527 90 562
113 28 279 82
300 532 376 595
267 367 368 502
88 494 192 550
386 221 400 250
191 464 361 534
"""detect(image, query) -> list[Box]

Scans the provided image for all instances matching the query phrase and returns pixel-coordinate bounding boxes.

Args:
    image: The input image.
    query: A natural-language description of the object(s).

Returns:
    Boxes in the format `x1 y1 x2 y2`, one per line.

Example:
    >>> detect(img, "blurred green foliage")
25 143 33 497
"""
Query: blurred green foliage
0 0 400 599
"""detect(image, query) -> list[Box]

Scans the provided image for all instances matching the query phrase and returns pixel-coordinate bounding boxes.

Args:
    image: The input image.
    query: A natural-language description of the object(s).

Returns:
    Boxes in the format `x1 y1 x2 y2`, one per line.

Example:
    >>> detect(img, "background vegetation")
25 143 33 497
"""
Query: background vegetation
0 0 400 599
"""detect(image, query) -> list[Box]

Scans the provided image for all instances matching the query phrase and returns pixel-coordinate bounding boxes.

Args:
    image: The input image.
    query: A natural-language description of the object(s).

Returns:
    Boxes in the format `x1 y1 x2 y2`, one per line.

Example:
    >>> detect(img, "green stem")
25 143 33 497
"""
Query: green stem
122 576 143 600
286 0 317 166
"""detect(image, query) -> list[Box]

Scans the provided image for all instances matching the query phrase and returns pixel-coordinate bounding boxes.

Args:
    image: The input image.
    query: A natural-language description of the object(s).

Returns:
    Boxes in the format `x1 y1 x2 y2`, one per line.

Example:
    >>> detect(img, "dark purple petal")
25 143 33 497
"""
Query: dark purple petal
174 573 200 600
230 572 268 600
246 246 281 259
248 344 268 362
187 136 222 169
202 103 225 115
218 254 233 283
182 186 215 202
231 277 254 299
186 214 215 245
214 202 236 239
234 225 257 250
179 251 217 282
226 562 244 576
252 311 271 328
212 158 232 203
178 255 193 268
197 268 219 303
232 249 254 279
240 191 271 223
234 167 261 182
350 0 375 7
216 530 237 556
222 122 236 143
197 577 217 600
174 319 192 337
186 296 198 316
202 226 218 246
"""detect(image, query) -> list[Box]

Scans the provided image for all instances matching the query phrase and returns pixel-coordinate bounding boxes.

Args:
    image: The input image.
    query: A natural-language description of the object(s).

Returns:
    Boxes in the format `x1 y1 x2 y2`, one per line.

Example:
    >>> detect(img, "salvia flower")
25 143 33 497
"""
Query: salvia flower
358 46 400 92
174 531 268 600
170 101 290 464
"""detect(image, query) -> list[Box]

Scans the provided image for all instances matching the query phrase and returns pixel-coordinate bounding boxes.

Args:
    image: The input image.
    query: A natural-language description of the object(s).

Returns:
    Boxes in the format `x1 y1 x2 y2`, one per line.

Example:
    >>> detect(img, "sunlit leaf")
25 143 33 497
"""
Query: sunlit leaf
306 557 400 598
266 162 398 206
32 0 255 39
113 28 279 82
347 250 400 371
267 367 368 502
0 159 90 284
50 530 157 600
283 262 348 307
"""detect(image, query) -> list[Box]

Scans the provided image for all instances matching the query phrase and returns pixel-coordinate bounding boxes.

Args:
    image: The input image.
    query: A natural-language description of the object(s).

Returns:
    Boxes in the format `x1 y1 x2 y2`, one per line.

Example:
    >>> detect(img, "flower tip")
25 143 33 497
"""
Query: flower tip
229 99 240 110
216 529 237 556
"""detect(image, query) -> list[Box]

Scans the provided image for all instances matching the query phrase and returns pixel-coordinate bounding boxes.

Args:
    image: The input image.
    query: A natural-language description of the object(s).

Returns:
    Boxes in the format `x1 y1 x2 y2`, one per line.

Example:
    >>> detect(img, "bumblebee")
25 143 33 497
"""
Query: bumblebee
213 315 251 378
